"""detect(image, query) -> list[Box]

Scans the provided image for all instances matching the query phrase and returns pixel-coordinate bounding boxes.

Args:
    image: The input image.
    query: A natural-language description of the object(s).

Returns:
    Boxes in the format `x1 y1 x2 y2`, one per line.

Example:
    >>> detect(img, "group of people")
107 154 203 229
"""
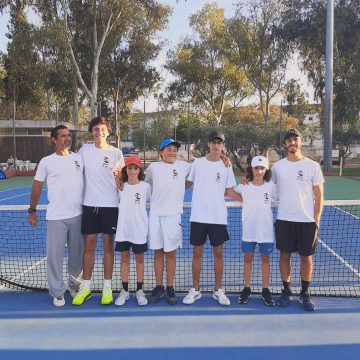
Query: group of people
28 117 324 311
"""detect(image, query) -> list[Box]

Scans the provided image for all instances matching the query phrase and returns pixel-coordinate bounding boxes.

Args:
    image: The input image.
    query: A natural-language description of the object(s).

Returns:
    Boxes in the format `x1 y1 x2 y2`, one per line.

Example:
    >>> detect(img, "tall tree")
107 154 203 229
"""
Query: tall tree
228 0 291 127
166 3 252 126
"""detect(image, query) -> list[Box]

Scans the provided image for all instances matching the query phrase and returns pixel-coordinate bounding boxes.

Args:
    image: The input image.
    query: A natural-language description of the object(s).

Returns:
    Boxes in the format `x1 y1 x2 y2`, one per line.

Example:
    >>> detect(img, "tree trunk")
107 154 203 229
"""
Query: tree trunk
72 69 79 124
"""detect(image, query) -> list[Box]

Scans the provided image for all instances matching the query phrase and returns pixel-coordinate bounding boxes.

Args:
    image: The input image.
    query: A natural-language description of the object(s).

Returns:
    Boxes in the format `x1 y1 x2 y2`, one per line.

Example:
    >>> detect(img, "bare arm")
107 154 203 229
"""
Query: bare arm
313 183 324 227
28 180 43 227
225 187 243 202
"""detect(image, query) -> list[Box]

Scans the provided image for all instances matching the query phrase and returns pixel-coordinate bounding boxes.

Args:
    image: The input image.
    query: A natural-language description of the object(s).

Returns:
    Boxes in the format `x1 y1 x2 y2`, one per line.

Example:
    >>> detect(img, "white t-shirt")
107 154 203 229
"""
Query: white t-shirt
145 161 191 216
115 181 151 245
271 157 324 222
234 182 277 243
34 152 84 220
80 144 125 207
188 157 237 224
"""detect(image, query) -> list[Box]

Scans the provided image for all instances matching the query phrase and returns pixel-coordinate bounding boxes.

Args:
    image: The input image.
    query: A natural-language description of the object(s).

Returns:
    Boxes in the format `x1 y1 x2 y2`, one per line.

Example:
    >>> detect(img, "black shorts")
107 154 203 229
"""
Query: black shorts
115 241 147 254
190 222 229 247
81 206 118 235
274 220 318 256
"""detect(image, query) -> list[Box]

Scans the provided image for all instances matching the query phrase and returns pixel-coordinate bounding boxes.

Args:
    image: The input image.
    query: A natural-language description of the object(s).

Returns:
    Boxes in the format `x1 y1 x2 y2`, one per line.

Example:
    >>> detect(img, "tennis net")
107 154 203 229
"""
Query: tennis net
1 201 359 296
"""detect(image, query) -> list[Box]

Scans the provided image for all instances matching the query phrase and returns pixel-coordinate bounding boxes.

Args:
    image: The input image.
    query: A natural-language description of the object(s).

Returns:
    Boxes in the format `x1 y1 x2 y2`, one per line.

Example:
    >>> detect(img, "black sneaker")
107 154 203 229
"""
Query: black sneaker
165 287 178 305
299 291 315 311
238 287 251 304
276 288 293 307
261 289 275 306
147 285 165 304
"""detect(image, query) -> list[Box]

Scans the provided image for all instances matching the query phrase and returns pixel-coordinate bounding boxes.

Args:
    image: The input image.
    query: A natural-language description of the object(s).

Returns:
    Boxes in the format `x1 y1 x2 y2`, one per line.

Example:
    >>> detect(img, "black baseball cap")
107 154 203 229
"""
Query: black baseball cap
284 128 302 141
208 131 225 142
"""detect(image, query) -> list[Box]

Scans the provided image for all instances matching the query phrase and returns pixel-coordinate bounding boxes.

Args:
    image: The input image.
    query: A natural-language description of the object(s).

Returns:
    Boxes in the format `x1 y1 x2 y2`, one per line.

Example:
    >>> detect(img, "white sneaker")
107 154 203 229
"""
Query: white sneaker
115 289 130 306
136 289 148 306
183 288 202 305
213 288 230 306
53 295 65 307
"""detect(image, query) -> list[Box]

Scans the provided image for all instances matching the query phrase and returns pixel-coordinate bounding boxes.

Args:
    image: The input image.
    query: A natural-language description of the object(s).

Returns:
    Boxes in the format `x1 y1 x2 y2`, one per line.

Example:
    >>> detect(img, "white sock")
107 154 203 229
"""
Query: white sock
103 279 112 288
83 280 91 290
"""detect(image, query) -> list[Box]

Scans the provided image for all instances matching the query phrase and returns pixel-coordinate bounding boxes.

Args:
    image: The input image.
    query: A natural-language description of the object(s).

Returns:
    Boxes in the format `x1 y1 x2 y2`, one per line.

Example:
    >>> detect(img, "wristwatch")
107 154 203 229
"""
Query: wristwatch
28 208 37 214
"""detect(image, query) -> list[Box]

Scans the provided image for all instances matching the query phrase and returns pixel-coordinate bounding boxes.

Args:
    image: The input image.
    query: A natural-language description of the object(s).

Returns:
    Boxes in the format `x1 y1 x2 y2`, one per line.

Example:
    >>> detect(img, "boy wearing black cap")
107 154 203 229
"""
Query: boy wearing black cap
183 131 237 306
272 128 324 311
145 138 192 305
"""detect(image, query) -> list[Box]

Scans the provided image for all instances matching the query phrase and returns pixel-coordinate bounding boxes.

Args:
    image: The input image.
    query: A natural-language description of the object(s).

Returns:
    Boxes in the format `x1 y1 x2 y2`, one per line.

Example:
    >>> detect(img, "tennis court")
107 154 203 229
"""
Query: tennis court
1 175 360 359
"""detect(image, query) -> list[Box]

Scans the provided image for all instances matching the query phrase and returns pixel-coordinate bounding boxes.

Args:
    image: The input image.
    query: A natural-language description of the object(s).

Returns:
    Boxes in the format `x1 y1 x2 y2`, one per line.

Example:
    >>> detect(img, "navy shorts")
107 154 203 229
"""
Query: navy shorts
190 222 229 247
241 241 274 255
115 241 147 254
81 206 118 235
274 220 318 256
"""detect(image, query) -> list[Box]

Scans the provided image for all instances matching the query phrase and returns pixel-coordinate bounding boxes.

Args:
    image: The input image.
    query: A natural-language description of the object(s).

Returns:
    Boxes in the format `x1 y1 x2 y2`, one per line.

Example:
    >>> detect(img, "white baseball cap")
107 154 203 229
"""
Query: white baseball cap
251 155 269 170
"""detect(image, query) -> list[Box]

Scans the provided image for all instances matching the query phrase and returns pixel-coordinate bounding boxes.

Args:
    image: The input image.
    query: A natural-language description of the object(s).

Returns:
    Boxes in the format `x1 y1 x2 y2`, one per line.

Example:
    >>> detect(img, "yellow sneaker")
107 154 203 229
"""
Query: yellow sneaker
72 288 92 306
101 286 113 305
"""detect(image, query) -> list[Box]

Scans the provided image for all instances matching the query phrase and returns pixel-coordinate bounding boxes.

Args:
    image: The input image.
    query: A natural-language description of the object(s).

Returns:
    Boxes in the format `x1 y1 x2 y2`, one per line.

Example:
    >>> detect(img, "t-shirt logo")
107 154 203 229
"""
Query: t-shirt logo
297 170 304 181
74 160 81 171
102 157 109 167
215 172 221 183
264 192 269 204
172 169 179 179
135 192 141 205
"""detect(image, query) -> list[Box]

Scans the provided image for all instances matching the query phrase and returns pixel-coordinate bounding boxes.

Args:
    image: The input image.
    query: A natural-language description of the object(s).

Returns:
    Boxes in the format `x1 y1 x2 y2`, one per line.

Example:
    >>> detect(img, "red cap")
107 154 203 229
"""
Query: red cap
125 156 142 168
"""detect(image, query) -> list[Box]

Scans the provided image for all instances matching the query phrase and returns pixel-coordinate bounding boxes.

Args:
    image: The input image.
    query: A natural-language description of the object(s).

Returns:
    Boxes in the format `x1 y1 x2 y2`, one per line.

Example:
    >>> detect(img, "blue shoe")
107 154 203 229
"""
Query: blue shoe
148 285 165 304
165 287 178 305
299 291 315 311
276 288 292 307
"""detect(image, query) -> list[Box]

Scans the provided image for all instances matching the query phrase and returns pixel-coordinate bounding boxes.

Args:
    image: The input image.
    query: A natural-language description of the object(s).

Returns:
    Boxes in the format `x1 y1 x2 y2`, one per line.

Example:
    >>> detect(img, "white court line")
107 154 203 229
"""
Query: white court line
334 206 360 220
0 186 31 193
0 192 32 202
0 257 47 290
318 237 360 278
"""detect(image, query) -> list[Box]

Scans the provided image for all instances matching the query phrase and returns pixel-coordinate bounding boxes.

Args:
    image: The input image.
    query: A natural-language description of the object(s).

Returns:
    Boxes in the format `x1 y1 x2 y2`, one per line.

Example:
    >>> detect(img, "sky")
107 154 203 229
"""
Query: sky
0 0 313 112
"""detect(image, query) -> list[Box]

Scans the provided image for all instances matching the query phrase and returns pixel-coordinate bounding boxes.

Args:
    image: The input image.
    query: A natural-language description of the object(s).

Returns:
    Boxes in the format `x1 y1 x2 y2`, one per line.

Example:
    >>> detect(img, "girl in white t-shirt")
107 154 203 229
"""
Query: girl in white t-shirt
233 155 278 307
114 156 151 306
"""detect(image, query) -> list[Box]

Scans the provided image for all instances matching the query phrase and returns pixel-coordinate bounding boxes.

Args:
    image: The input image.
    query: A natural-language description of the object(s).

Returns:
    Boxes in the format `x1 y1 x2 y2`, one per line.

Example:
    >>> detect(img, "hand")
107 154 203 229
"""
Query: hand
28 212 38 227
113 167 121 177
115 176 124 191
240 176 250 185
220 154 232 168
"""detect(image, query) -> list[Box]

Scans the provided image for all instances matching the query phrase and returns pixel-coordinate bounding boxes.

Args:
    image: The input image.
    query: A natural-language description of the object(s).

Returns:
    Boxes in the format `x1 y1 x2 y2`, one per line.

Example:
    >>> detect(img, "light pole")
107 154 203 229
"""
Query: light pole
279 100 283 158
187 101 190 162
143 100 146 167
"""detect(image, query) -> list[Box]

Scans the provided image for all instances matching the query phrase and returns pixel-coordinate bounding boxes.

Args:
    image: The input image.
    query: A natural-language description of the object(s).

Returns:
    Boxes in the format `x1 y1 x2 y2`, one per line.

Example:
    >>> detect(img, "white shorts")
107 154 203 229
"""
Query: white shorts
149 214 183 252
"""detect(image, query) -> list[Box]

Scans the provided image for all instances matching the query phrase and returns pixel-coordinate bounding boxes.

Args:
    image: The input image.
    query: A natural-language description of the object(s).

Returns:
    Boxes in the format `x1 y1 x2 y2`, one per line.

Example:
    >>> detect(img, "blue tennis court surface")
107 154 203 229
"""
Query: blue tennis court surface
1 291 360 360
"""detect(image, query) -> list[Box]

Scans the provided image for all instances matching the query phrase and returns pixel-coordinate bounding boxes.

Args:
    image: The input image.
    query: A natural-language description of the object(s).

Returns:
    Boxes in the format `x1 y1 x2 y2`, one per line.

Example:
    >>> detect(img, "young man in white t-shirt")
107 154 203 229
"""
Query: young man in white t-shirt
72 117 125 306
183 131 237 306
272 128 324 311
28 125 84 307
145 138 191 305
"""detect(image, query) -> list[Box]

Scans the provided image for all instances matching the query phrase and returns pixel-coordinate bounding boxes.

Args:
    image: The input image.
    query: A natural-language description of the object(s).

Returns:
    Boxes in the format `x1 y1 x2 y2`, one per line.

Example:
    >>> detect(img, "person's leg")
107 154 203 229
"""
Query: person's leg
154 249 164 286
66 215 84 294
244 253 254 288
279 251 292 284
192 245 204 289
102 233 114 281
121 250 130 284
213 244 223 290
261 254 270 289
165 250 176 287
82 234 97 282
135 252 144 284
46 220 67 298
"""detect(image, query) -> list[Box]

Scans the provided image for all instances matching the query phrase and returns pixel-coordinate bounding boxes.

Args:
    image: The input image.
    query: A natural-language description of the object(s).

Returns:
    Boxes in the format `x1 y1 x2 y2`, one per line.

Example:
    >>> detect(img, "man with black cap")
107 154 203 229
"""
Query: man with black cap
183 130 237 306
272 128 324 311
